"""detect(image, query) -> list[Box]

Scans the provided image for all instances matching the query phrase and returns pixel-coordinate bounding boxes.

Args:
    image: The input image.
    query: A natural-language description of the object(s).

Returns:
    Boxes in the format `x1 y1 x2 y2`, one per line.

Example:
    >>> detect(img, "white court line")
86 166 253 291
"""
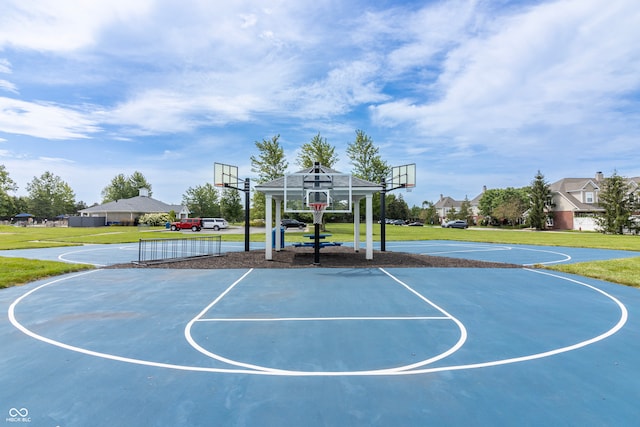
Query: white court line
388 241 573 265
7 268 627 377
423 247 511 256
394 268 628 375
519 248 572 265
184 267 466 375
198 316 449 322
57 245 137 267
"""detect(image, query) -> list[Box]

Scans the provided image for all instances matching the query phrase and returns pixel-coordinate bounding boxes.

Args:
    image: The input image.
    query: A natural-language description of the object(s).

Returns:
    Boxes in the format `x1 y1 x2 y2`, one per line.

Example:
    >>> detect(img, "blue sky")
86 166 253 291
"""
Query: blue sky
1 0 639 207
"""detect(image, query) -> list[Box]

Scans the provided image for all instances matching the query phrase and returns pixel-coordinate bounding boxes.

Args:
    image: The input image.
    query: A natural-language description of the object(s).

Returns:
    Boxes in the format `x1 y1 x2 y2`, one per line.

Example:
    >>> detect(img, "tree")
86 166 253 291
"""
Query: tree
101 171 152 203
129 171 152 196
478 187 528 225
346 130 389 182
386 193 410 220
182 183 220 218
420 200 439 225
458 196 473 223
528 170 551 230
250 135 289 182
250 135 288 220
26 171 76 218
297 133 338 168
595 172 635 234
220 188 243 222
494 198 525 226
446 207 458 221
0 165 18 218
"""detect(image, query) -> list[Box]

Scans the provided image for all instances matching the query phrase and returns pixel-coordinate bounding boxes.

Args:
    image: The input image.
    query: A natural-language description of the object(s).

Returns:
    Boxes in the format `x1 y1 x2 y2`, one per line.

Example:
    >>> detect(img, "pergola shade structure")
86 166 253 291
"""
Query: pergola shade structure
254 165 381 260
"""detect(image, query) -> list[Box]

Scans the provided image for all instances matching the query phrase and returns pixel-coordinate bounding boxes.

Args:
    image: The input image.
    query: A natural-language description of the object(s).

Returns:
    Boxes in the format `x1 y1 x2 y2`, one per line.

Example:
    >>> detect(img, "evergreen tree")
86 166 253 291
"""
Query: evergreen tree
528 170 552 230
595 172 634 234
458 196 473 223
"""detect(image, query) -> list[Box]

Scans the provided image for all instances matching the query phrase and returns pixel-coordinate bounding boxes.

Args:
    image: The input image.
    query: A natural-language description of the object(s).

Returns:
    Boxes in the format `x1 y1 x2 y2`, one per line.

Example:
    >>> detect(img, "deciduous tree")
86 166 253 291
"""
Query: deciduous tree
101 171 152 202
0 165 18 218
297 133 338 168
220 188 243 222
346 130 389 182
250 135 288 220
26 171 76 218
479 187 528 225
182 183 220 218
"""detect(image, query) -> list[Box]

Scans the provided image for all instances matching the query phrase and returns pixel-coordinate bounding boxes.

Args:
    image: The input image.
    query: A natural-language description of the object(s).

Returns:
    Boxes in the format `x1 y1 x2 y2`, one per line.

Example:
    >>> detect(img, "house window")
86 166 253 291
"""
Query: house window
585 192 594 203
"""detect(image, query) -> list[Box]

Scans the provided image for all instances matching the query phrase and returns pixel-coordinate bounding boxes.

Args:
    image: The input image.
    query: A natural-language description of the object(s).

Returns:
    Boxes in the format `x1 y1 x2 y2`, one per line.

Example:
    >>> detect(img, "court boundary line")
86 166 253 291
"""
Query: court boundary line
388 241 573 265
7 268 628 377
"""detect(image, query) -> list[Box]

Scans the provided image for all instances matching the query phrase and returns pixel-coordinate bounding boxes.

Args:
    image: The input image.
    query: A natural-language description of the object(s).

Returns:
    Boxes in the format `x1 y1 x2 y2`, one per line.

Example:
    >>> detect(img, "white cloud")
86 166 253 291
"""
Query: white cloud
0 97 101 139
0 59 11 74
0 0 152 51
0 80 17 94
372 0 640 148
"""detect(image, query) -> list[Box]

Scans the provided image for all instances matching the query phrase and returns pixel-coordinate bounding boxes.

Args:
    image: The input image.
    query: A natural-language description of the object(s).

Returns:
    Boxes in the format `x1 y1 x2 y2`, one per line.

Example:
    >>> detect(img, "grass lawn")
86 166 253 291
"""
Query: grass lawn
0 257 94 289
1 224 639 289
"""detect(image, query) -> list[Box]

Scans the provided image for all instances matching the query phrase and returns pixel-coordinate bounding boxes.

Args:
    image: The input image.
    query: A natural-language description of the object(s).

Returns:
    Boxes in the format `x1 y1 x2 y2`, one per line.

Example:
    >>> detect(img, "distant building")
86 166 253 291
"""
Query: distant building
437 173 640 231
434 187 485 224
548 172 639 231
76 191 188 226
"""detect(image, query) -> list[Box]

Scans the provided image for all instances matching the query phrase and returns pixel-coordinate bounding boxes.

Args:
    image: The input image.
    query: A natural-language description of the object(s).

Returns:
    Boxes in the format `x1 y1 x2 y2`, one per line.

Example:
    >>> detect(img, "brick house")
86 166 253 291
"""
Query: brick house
549 172 640 231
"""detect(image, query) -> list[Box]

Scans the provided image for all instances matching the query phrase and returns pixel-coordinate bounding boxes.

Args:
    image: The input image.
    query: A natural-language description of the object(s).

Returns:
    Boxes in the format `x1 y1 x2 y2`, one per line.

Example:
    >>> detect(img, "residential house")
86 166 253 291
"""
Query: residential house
434 188 485 224
549 172 640 231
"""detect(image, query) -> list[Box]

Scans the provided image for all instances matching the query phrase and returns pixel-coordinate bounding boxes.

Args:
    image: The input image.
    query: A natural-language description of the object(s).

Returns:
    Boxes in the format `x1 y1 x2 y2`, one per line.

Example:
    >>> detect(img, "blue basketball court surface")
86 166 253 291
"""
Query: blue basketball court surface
1 241 640 426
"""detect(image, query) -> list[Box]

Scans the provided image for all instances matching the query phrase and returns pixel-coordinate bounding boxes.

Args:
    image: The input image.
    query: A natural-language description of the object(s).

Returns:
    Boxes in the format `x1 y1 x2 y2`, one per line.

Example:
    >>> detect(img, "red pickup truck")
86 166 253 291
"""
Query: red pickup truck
170 218 202 231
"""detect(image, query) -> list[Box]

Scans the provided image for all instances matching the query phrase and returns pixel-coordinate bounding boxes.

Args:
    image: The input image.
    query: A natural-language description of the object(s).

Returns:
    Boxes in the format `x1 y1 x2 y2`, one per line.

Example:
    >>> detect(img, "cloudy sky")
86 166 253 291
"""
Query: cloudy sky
1 0 639 207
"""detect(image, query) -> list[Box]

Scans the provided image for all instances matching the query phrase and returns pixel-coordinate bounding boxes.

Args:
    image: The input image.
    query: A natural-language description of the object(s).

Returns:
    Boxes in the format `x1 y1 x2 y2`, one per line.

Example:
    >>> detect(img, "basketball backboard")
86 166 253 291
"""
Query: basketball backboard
214 163 239 187
390 163 416 190
283 169 352 213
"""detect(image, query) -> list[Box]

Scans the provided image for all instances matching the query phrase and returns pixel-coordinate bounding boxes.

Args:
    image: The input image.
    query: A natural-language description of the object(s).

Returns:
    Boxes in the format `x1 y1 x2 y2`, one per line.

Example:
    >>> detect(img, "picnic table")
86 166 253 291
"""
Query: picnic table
293 233 343 249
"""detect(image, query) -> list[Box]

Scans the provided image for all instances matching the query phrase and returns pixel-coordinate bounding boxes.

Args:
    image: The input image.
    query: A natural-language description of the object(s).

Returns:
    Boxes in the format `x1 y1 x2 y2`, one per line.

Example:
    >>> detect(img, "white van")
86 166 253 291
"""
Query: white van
201 218 229 230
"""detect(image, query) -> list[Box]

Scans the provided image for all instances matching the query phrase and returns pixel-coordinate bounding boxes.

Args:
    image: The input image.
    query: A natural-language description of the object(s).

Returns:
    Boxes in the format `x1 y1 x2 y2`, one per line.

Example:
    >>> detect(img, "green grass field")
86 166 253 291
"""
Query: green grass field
1 224 639 289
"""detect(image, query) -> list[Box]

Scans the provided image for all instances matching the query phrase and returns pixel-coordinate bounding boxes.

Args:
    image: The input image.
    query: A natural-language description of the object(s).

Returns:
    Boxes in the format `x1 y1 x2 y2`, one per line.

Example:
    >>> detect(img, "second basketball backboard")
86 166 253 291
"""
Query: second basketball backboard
390 163 416 190
283 169 352 213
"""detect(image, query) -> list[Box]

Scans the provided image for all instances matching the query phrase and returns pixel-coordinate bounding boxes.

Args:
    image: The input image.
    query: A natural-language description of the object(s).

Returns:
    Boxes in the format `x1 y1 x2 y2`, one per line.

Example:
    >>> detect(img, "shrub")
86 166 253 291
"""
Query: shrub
139 213 170 226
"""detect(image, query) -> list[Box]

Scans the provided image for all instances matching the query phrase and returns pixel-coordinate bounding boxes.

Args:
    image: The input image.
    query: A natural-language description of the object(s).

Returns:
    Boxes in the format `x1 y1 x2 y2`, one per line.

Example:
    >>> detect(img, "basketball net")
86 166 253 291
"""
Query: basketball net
309 202 327 225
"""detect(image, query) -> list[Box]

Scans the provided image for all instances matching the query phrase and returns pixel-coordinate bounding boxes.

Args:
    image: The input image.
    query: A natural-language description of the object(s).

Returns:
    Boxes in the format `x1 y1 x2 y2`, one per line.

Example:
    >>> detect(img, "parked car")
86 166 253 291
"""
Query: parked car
281 219 306 229
201 218 229 231
170 218 202 231
407 221 424 227
442 220 468 229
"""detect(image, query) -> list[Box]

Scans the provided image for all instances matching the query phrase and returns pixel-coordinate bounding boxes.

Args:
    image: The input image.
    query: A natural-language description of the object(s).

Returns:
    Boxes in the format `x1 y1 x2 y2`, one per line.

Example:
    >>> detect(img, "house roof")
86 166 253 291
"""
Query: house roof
80 195 184 214
549 177 603 211
434 196 462 209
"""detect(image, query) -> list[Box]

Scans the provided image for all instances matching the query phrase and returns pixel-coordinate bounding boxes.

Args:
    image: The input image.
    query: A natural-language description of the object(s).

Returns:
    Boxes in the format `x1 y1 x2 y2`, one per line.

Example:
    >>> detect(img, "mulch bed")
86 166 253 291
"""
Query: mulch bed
108 245 522 269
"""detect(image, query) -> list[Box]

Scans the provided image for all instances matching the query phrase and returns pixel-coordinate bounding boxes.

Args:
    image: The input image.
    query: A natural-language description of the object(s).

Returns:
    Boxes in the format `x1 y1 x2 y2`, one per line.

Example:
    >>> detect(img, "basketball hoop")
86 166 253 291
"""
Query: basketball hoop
309 202 327 225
